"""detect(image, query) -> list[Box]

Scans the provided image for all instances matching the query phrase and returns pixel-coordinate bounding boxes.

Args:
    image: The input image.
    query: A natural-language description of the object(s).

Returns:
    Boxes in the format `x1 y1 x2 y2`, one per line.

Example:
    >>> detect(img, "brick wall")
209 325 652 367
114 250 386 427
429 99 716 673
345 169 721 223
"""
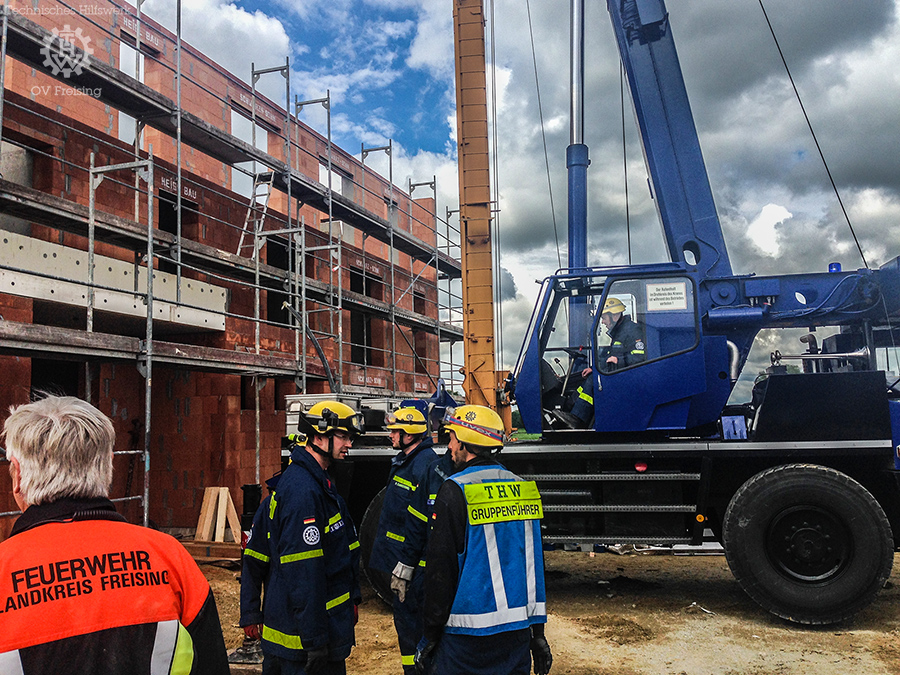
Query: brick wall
0 0 443 534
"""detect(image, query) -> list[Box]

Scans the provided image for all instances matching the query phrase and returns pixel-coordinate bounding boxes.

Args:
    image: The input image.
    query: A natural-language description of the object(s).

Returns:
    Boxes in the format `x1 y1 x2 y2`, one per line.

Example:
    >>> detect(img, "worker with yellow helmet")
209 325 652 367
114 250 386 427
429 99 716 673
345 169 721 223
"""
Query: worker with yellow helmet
416 405 552 675
261 400 365 674
370 404 439 674
569 296 646 426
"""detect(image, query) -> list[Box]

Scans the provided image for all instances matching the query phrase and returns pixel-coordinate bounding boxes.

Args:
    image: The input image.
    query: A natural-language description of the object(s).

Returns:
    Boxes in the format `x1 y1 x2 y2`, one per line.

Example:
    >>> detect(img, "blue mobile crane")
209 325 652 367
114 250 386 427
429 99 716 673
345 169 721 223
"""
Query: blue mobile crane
291 0 900 625
502 0 900 624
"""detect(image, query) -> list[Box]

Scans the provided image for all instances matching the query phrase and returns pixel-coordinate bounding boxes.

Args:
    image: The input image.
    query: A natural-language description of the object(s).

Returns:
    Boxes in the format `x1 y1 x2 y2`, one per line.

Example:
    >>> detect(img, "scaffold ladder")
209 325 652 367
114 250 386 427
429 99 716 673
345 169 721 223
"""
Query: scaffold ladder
236 171 274 257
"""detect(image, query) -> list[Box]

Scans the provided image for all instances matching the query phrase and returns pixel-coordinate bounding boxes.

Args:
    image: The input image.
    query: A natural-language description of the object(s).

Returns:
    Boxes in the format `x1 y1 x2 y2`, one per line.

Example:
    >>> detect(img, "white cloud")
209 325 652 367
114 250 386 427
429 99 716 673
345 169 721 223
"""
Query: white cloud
406 0 454 80
747 204 792 258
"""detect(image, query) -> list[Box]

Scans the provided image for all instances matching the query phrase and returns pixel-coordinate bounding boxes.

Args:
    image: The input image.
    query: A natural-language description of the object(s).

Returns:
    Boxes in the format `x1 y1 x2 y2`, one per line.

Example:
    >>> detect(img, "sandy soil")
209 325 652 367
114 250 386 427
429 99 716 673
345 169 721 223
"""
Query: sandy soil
206 549 900 675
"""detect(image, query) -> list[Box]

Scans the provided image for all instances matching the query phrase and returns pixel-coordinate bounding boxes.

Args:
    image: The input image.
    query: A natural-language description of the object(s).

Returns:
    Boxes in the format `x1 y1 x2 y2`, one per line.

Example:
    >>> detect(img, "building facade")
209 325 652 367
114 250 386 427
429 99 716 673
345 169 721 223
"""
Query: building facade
0 0 462 535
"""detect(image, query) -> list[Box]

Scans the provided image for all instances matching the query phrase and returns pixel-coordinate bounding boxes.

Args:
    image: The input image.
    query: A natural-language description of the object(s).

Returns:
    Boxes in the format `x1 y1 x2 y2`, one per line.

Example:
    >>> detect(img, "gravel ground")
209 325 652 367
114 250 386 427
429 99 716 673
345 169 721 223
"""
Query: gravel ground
207 549 900 675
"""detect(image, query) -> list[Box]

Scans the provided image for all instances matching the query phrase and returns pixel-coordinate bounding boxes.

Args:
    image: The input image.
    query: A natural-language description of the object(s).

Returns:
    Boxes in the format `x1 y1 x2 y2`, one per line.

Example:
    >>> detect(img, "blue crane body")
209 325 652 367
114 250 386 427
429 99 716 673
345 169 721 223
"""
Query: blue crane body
291 0 900 627
502 0 900 625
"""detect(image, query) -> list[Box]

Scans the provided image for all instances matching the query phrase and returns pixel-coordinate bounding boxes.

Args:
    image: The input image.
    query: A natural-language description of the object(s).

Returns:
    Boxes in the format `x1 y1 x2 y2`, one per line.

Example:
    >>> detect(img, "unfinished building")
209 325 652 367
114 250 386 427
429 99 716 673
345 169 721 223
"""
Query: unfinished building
0 0 463 536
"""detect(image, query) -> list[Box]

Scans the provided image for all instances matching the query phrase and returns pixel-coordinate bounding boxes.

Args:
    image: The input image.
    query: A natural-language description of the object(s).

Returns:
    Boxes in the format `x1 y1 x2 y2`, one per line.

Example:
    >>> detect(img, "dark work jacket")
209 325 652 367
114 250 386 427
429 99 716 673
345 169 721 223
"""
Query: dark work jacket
602 314 646 370
396 450 456 572
240 495 272 627
369 437 437 575
262 447 361 661
0 497 229 675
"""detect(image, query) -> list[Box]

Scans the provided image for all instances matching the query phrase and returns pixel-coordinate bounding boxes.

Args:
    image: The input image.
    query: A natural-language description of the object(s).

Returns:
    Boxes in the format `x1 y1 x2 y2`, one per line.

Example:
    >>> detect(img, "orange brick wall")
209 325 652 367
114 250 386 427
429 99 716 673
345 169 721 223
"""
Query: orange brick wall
0 0 442 533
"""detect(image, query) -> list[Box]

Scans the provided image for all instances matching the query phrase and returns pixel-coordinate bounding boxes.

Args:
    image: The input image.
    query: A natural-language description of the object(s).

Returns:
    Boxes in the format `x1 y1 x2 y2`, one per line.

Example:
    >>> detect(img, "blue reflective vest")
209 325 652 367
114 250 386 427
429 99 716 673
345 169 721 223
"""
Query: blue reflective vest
445 465 547 636
369 437 437 575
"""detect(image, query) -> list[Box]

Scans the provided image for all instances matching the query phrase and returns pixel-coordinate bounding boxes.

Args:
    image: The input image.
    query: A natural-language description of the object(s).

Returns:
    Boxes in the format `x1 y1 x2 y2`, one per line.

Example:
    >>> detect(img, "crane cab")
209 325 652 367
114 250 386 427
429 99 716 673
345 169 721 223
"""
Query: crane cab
513 264 733 437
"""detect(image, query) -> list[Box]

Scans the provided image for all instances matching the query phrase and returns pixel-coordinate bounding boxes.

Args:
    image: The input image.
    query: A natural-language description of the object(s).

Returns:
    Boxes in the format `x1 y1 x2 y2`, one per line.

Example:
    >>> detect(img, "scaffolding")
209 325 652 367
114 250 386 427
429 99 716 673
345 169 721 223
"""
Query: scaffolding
0 0 464 527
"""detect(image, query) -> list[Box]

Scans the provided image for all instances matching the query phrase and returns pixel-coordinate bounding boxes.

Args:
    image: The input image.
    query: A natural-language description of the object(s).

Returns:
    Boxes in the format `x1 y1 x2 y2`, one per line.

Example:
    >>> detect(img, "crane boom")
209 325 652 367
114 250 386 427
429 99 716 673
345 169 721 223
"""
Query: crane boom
452 0 510 426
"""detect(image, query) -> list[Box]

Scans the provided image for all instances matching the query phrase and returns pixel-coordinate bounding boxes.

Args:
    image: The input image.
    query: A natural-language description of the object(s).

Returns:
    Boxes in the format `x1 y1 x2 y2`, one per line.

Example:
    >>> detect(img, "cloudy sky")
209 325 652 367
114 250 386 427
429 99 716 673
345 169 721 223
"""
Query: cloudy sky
143 0 900 399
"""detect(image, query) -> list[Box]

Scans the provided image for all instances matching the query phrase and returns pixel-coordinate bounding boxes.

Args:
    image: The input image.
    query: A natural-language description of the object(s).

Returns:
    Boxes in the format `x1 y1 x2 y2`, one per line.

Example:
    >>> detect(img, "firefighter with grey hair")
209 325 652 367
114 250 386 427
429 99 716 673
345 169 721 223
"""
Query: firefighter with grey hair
0 394 229 674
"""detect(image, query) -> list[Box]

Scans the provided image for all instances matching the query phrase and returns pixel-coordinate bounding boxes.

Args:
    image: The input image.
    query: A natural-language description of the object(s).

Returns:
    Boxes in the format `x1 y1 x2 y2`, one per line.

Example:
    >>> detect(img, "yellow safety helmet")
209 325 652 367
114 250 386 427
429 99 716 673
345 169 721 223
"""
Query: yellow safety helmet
386 407 428 436
299 400 365 439
442 405 505 450
602 297 626 315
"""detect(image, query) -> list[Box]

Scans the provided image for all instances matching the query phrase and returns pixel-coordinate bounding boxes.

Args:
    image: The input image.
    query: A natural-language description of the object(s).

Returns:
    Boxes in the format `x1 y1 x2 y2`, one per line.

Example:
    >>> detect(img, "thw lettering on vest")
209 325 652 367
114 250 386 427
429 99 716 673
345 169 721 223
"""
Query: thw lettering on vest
464 481 543 525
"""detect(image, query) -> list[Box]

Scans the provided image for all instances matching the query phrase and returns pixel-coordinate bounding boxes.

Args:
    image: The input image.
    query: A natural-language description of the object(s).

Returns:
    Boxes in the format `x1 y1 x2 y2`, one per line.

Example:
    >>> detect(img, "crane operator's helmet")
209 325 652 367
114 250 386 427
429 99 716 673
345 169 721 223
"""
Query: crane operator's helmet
442 405 505 455
602 297 627 315
298 400 365 441
386 407 428 437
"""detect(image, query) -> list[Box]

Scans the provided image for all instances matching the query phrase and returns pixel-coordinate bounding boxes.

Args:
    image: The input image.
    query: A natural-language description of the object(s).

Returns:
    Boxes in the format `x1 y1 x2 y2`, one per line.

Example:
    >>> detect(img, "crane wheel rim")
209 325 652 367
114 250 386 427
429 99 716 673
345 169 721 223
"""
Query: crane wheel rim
765 504 851 583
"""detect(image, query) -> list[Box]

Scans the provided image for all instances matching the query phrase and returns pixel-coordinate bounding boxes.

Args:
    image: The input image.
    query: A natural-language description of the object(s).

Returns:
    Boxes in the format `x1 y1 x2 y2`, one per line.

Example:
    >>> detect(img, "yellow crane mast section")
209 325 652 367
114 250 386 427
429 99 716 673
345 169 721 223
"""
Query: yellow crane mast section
453 0 509 426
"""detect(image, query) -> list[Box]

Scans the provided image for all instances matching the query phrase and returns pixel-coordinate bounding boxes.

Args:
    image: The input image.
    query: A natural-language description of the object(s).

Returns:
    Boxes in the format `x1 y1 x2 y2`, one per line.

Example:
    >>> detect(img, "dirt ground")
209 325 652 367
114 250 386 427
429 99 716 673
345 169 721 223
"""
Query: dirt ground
205 549 900 675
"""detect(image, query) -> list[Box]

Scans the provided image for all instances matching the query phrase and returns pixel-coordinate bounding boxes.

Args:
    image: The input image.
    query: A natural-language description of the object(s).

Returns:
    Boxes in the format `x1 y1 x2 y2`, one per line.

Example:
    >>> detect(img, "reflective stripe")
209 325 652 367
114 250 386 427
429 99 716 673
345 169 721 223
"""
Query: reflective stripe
577 386 593 404
281 548 323 563
171 623 195 675
401 654 416 666
325 512 343 533
483 523 507 612
446 602 547 630
263 624 303 650
524 520 537 607
408 504 428 522
0 651 24 675
418 559 426 567
632 349 645 354
386 531 406 542
349 540 360 551
452 467 517 485
244 547 269 563
269 495 277 519
151 619 179 675
326 592 351 610
393 475 415 490
151 619 194 675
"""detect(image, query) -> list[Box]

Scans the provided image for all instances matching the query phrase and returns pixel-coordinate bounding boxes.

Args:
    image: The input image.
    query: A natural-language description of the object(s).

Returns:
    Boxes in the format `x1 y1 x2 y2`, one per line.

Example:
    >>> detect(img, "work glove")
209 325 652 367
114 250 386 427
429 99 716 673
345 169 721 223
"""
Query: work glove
242 624 261 641
414 637 438 675
304 646 329 674
530 635 552 675
391 561 414 603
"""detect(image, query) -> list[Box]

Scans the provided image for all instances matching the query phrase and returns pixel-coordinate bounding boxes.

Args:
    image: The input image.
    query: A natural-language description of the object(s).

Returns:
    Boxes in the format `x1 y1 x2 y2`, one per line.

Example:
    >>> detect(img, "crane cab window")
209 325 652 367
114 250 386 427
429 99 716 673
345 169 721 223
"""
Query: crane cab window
597 277 697 373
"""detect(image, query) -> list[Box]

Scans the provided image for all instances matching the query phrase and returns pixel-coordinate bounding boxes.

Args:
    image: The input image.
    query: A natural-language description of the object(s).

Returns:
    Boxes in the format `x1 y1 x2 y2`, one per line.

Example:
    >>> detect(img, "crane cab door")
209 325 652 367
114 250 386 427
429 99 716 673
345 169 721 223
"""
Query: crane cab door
590 276 730 433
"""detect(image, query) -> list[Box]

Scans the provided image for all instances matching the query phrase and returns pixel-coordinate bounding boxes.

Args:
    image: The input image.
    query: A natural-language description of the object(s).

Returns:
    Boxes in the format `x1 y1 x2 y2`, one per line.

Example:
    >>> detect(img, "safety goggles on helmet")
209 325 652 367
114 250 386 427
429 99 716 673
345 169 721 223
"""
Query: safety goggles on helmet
441 405 505 449
300 400 366 438
386 407 428 435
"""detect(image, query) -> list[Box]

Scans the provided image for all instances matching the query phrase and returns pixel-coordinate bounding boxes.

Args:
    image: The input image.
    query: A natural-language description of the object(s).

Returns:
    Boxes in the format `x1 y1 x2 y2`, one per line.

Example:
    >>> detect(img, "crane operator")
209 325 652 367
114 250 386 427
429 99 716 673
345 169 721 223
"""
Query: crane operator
569 296 646 425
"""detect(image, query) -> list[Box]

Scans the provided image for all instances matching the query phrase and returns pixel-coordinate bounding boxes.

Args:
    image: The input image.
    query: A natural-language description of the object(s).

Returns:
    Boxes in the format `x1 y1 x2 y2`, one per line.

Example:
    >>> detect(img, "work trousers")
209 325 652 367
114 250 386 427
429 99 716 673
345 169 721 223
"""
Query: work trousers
271 657 346 675
394 571 425 674
431 628 531 675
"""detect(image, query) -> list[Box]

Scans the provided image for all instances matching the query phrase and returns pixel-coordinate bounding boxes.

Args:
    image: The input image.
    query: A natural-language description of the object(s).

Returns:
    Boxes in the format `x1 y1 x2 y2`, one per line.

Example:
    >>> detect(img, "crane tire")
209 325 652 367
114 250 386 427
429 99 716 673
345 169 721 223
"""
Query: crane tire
722 463 893 625
359 486 393 605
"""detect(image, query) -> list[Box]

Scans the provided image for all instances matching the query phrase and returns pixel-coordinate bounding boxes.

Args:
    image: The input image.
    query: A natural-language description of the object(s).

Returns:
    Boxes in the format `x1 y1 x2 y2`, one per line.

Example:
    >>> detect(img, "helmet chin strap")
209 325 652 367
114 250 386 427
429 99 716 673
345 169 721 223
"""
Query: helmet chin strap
397 433 421 452
310 433 334 459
